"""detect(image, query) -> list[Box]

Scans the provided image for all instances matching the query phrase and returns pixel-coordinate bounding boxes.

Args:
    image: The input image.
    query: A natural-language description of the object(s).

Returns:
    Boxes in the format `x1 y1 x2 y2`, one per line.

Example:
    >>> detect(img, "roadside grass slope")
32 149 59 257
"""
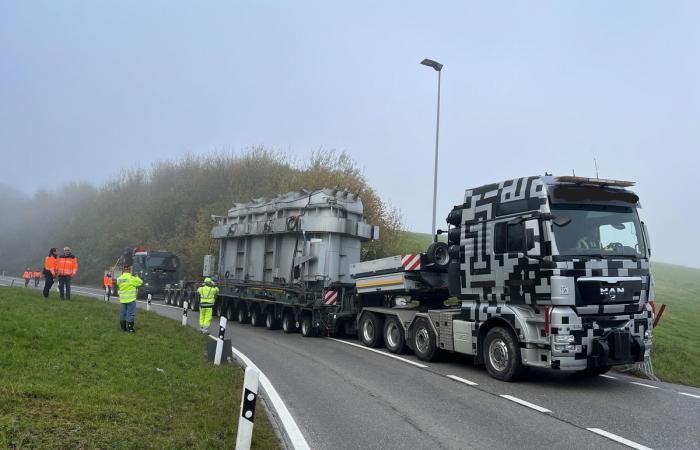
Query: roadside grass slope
0 288 278 449
400 231 700 387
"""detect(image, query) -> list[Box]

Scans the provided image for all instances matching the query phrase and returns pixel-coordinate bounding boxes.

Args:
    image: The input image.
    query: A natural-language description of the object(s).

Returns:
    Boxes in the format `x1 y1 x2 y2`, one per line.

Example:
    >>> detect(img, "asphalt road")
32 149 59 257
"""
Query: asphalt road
4 277 699 450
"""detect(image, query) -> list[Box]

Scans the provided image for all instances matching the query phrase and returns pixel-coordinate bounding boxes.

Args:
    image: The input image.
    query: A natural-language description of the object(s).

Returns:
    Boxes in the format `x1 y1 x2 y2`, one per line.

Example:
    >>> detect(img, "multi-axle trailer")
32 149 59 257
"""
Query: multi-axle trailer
164 176 654 381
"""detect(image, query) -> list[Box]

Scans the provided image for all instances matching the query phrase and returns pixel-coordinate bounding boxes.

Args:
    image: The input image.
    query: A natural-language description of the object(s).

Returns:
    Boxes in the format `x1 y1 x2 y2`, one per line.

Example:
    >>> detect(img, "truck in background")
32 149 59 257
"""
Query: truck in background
166 176 653 381
111 247 181 299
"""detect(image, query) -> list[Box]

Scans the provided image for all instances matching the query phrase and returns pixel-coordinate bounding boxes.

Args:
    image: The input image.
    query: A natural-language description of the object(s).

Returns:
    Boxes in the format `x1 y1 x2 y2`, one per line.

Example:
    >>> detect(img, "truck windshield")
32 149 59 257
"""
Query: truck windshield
550 203 646 258
146 255 179 269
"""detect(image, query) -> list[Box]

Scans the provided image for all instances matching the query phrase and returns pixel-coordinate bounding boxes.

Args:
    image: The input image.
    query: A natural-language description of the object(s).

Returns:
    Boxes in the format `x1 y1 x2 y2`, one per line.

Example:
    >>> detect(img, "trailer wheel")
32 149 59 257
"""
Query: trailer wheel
237 304 249 324
384 316 406 354
265 311 279 330
225 302 236 321
282 311 297 333
483 326 525 382
301 315 315 337
250 308 263 327
412 318 439 361
359 313 384 348
425 242 450 269
215 300 223 317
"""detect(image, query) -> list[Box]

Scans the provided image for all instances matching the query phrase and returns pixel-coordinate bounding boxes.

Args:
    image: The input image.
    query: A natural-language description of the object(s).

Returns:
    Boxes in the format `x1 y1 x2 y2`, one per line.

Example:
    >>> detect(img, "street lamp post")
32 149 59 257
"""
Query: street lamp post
420 58 443 243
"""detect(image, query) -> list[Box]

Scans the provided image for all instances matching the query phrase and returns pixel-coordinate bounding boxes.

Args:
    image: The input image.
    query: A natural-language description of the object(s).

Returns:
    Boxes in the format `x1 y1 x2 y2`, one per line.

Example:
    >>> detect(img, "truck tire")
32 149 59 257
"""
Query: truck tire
250 308 262 327
164 291 171 305
237 304 249 324
412 318 439 361
282 311 297 333
301 315 315 337
265 311 279 330
483 326 525 382
425 242 450 269
359 313 384 348
384 316 406 354
215 300 223 317
225 303 236 321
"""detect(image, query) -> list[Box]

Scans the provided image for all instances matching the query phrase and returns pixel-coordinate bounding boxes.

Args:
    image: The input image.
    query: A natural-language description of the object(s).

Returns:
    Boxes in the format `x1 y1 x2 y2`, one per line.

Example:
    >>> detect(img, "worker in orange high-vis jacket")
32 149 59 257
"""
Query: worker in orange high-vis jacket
22 268 32 287
103 273 113 299
55 246 78 300
32 270 41 287
43 248 57 298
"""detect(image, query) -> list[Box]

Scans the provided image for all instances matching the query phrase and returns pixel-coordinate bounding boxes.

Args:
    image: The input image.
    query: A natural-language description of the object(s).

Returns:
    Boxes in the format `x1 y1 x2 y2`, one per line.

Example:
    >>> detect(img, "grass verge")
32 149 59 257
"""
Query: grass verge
0 288 279 449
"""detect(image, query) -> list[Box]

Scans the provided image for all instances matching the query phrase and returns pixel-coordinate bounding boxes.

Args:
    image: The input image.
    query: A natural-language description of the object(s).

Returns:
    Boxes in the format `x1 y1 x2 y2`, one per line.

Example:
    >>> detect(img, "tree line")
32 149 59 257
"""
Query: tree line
0 149 419 284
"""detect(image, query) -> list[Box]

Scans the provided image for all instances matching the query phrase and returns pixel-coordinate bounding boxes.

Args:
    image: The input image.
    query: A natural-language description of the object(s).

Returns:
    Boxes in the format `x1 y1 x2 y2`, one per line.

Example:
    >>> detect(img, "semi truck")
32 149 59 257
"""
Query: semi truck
111 247 181 299
165 176 654 381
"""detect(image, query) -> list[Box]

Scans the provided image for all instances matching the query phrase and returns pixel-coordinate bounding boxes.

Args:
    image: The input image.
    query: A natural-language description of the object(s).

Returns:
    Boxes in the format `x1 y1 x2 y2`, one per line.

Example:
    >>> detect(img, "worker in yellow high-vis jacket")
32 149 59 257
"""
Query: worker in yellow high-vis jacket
197 277 219 335
117 266 143 333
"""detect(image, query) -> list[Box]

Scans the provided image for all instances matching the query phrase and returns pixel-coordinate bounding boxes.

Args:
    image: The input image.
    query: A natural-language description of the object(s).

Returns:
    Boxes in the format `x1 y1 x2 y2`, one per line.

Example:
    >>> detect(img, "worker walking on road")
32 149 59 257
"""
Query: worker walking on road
32 270 41 287
103 272 113 300
196 277 219 334
117 266 142 333
22 268 32 287
43 248 57 298
55 246 78 300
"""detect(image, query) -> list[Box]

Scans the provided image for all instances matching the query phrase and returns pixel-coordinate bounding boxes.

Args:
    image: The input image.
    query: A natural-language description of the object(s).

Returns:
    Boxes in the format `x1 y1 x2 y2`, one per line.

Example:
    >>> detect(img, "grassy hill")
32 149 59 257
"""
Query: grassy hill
400 231 700 387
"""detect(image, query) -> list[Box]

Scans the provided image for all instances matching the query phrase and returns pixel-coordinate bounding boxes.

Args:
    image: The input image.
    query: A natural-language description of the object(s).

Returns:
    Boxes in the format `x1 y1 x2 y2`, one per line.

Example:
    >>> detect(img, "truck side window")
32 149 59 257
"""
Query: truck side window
494 222 526 254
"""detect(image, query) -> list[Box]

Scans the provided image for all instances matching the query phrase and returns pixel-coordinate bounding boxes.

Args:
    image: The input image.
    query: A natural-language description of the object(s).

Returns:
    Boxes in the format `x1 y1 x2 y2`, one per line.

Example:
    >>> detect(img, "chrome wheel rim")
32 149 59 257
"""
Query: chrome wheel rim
362 320 375 343
415 328 430 353
488 338 509 372
386 322 400 348
302 320 309 335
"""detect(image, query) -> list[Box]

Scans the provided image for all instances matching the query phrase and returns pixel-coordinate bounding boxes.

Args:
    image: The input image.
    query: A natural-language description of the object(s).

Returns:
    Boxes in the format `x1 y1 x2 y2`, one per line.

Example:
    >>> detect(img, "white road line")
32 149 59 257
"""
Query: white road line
207 336 310 450
327 337 428 368
599 374 617 379
446 375 478 386
499 395 552 413
587 428 653 450
679 392 700 399
630 382 659 389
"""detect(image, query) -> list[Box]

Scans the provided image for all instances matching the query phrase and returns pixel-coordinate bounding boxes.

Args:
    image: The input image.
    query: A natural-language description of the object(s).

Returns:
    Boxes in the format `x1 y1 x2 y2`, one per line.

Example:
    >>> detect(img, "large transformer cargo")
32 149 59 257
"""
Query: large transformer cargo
165 175 654 382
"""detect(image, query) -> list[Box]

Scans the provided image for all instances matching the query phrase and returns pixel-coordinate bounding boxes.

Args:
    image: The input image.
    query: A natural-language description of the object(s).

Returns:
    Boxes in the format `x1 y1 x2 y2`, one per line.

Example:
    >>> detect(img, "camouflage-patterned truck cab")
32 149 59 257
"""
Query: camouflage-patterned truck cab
444 175 653 379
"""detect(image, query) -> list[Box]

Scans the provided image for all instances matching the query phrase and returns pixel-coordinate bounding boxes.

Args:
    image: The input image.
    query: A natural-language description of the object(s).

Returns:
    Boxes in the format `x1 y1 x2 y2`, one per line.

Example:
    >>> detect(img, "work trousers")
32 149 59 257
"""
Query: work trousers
58 276 71 299
199 304 214 328
34 278 40 287
119 301 136 322
43 272 54 297
24 279 29 288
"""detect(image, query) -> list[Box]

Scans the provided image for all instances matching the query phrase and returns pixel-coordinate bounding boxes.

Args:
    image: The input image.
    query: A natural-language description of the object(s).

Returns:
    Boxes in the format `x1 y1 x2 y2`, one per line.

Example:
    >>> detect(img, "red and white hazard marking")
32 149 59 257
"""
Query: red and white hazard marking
323 290 338 305
401 254 421 271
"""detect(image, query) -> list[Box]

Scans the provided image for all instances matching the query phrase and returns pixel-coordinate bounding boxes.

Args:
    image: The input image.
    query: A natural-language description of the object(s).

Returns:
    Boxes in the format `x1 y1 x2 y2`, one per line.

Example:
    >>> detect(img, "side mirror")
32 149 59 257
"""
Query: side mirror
641 221 651 257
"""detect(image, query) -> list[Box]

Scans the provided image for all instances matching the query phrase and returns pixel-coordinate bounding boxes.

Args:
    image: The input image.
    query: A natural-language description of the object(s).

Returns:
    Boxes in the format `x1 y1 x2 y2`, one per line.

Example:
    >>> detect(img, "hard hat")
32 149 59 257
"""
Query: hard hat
204 277 213 285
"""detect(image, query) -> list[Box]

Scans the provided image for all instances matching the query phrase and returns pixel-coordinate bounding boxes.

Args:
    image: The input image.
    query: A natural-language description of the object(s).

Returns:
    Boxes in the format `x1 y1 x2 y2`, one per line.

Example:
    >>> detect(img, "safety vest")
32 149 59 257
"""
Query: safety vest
117 272 143 304
103 276 113 287
55 256 78 277
197 285 219 306
22 271 31 279
32 271 41 279
44 256 56 276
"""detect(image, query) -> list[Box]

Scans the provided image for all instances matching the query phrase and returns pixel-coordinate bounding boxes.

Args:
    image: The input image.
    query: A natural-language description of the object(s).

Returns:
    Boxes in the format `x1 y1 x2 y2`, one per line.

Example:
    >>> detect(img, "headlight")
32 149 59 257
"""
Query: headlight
553 335 575 344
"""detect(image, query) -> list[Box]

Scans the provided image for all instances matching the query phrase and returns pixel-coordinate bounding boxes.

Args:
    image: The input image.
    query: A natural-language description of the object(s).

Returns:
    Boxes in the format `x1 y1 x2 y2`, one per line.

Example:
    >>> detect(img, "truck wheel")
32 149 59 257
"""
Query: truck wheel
282 312 297 333
412 318 439 361
483 326 525 382
384 316 406 354
359 313 384 348
265 311 279 330
425 242 450 269
225 303 236 321
215 300 223 317
164 291 170 305
301 315 315 337
250 308 262 327
237 304 249 324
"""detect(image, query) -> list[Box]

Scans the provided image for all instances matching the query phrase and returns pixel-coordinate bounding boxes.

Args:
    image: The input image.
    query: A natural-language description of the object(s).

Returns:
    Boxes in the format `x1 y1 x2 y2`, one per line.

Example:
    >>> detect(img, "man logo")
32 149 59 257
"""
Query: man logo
601 287 625 301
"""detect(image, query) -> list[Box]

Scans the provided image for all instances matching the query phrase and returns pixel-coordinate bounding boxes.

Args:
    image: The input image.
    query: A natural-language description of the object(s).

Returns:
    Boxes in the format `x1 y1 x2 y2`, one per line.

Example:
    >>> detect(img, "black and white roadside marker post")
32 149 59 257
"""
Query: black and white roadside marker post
214 316 227 365
235 366 260 450
147 293 152 311
182 300 188 326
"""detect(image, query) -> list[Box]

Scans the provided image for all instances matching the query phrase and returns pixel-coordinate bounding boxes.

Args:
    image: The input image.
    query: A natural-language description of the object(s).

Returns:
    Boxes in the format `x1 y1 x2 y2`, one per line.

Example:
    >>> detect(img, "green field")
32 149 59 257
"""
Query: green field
400 231 700 387
0 288 278 450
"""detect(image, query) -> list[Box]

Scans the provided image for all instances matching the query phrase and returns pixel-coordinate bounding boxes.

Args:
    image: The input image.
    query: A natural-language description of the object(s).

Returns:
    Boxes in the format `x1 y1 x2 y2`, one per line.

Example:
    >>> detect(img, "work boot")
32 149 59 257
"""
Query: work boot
120 321 127 332
127 322 135 333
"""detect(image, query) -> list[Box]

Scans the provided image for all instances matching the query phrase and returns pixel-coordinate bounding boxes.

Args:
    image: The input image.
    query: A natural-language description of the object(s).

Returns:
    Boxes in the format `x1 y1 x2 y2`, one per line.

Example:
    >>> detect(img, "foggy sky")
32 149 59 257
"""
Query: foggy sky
1 1 698 267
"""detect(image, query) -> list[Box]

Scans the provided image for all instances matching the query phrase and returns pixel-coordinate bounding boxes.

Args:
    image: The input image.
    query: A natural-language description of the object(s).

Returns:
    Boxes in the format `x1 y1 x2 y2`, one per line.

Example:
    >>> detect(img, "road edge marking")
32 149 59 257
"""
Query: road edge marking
499 394 551 413
327 337 428 368
446 374 478 386
599 374 617 379
586 428 653 450
207 335 310 450
630 381 659 389
679 392 700 399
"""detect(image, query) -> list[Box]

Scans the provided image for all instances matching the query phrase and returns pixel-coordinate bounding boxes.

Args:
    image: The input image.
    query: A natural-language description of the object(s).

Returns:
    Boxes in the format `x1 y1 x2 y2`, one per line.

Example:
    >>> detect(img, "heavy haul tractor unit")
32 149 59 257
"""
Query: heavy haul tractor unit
112 247 181 299
166 176 653 381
